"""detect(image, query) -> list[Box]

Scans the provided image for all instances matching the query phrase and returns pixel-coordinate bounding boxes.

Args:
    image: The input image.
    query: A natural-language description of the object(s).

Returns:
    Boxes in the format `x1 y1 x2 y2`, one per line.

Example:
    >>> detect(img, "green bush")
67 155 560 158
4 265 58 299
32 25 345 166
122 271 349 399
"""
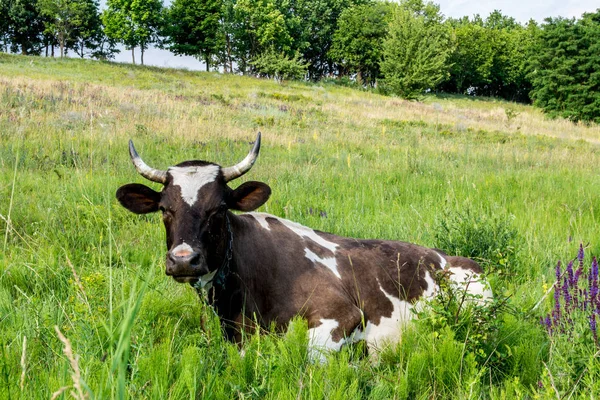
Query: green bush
434 207 519 277
250 50 309 83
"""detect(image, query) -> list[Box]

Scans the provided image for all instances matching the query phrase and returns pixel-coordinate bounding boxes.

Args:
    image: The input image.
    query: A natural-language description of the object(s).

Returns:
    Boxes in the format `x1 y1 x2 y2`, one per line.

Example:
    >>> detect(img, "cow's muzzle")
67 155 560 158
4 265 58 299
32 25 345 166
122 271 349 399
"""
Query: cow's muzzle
166 250 207 282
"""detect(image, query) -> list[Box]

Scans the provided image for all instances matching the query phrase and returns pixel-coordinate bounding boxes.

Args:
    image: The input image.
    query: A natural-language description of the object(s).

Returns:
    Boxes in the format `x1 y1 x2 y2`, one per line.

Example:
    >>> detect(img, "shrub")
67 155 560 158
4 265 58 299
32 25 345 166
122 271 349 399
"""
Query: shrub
434 207 519 277
250 50 309 83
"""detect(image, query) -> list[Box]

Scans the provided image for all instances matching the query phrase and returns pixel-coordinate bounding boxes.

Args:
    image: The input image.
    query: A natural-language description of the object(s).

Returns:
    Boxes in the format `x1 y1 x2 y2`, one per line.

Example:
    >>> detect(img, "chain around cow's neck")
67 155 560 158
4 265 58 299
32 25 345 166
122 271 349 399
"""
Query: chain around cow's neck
194 214 233 292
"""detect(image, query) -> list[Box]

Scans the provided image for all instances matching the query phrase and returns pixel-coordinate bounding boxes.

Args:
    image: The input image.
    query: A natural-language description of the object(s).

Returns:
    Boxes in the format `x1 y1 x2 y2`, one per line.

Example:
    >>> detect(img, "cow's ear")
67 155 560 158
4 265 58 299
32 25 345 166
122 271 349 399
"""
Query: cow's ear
116 183 161 214
228 181 271 211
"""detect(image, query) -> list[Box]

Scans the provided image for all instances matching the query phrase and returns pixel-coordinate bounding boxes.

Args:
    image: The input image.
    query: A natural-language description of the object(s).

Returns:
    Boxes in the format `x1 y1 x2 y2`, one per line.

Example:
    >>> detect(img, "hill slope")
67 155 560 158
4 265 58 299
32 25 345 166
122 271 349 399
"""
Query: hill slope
1 54 600 398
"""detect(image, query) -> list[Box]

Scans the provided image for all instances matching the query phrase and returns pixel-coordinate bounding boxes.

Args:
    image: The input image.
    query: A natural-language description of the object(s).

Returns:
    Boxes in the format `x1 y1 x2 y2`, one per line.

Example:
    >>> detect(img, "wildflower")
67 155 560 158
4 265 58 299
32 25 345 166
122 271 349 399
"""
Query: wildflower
563 276 571 310
567 260 575 287
590 257 598 305
590 313 598 345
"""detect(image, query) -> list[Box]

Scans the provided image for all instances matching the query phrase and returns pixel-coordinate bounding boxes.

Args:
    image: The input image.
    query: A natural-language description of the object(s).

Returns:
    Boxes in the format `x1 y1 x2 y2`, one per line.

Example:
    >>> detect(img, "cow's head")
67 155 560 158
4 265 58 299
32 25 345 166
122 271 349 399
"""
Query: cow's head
116 133 270 284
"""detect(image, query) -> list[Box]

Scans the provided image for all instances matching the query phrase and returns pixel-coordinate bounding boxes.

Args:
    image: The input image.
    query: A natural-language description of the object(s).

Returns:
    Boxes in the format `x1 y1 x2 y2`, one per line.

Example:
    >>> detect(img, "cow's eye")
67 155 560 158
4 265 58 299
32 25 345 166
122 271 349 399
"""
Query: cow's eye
159 205 166 212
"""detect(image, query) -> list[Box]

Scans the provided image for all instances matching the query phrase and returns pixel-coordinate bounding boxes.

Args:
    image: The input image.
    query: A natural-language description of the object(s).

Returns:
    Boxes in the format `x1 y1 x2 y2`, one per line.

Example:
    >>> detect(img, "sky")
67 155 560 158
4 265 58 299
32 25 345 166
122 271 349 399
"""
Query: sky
111 0 600 71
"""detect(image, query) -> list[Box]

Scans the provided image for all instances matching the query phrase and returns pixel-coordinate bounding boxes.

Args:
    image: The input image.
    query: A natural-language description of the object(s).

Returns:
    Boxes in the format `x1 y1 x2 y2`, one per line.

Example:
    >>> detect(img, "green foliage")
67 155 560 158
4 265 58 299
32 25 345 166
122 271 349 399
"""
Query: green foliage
4 54 600 398
227 0 294 73
434 207 519 277
415 283 507 385
162 0 222 71
442 17 495 94
329 2 393 86
529 11 600 123
5 0 45 55
38 0 100 58
251 49 309 82
380 4 453 98
442 12 538 102
102 0 164 65
68 0 107 59
286 0 364 79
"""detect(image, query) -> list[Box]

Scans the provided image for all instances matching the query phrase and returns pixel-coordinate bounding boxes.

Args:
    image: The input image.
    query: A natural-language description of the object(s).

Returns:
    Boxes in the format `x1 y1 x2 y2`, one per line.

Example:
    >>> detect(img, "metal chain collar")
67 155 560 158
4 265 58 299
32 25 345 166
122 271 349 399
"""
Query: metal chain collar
193 214 233 292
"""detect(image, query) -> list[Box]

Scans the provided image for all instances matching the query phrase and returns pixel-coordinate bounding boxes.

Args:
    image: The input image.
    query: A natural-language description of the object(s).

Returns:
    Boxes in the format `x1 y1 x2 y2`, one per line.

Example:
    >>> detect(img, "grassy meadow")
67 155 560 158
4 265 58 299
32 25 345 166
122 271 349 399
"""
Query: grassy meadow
2 53 600 398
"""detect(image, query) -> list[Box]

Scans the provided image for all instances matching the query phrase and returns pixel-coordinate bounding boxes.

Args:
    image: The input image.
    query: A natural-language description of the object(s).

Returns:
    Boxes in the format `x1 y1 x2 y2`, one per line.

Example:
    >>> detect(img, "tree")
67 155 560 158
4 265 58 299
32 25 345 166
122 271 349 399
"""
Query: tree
162 0 222 71
228 0 293 73
441 18 495 94
380 5 453 97
529 11 600 123
479 11 533 101
285 0 361 79
0 0 11 52
102 0 164 65
329 2 393 86
70 0 104 58
7 0 45 55
38 0 89 57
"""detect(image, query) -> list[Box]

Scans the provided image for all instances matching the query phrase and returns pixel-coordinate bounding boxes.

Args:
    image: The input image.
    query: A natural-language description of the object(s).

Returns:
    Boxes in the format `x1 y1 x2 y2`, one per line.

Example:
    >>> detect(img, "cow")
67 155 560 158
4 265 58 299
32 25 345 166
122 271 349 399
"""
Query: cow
116 133 492 360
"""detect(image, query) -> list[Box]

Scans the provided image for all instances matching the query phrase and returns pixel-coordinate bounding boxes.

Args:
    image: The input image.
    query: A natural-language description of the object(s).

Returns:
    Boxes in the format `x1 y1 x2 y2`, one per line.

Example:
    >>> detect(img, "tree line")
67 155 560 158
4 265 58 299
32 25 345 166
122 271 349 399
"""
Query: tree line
1 0 598 122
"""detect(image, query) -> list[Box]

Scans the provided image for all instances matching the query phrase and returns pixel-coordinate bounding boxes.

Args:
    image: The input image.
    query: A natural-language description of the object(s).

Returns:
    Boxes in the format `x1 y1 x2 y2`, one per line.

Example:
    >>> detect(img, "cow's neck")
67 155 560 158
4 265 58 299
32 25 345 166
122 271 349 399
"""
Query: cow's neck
203 211 282 337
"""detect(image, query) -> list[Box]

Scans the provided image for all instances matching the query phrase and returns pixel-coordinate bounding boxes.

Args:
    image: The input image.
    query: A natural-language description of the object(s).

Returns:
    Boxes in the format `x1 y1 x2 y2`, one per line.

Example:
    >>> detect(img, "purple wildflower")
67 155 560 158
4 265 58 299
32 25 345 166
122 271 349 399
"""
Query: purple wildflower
563 276 572 310
591 313 598 345
544 316 552 334
567 260 575 287
544 247 600 348
574 267 583 288
591 257 598 305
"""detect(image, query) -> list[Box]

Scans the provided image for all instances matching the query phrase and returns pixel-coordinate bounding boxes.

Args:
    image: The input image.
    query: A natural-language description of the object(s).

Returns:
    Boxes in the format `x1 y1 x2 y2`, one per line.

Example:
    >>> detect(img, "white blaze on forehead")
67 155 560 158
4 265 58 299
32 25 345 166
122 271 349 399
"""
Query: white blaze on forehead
168 165 220 206
307 318 344 363
304 248 340 279
171 242 194 256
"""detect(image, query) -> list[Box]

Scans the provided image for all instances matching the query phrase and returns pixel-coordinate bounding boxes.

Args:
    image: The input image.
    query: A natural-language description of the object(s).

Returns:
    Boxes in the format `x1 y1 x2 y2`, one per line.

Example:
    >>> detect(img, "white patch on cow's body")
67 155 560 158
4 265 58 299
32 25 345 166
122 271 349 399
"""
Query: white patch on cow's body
436 251 447 269
249 212 341 278
422 270 439 299
278 218 338 253
168 165 220 206
171 242 194 257
249 212 272 230
250 213 338 253
308 318 345 363
352 283 416 352
304 248 340 278
447 267 494 303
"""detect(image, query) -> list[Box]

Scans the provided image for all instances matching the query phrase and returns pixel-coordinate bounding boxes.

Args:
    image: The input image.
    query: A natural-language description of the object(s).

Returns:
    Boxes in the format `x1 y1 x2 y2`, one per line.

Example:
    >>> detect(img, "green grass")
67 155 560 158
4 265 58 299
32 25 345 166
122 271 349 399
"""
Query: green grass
1 52 600 398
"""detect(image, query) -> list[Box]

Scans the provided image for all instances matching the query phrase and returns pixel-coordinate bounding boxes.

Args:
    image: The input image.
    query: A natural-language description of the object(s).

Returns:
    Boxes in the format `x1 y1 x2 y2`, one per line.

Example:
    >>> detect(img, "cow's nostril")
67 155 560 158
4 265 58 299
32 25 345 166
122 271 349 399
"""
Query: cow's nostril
189 252 201 266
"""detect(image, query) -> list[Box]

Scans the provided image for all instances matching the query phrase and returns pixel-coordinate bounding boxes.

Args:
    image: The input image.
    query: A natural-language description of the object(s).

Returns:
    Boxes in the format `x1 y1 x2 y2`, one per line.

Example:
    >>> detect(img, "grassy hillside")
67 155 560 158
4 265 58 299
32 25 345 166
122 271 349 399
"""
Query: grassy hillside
1 53 600 398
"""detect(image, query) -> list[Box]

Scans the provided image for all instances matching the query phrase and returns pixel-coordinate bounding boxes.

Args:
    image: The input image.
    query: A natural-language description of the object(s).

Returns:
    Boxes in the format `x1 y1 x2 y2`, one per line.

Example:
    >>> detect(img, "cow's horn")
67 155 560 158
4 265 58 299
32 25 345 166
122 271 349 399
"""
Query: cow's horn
222 132 261 182
128 140 167 184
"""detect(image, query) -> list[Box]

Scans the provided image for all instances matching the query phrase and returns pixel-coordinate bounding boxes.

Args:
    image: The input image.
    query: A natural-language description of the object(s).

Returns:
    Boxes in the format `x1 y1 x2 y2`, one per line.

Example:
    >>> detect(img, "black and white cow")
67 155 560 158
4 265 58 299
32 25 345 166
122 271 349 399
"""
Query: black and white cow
116 133 492 359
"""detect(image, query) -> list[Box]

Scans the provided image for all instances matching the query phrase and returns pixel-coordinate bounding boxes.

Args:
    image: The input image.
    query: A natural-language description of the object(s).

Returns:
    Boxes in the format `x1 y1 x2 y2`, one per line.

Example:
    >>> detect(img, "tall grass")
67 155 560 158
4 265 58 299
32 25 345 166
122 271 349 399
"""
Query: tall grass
1 53 600 398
